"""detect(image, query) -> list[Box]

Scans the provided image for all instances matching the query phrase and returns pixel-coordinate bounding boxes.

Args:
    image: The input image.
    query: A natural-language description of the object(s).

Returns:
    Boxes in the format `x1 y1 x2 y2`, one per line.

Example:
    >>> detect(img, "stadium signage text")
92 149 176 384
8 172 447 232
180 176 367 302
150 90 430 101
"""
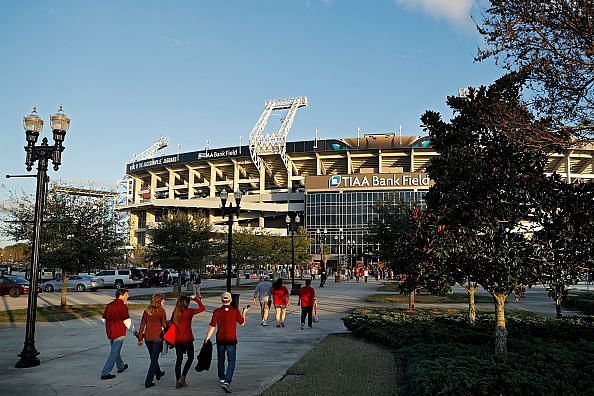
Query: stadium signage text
305 173 432 191
198 148 239 159
127 155 180 172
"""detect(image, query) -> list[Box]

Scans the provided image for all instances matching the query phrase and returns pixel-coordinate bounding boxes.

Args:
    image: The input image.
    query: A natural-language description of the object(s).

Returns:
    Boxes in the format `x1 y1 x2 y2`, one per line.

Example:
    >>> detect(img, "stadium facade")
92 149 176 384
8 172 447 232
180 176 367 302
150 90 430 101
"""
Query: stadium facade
119 134 594 263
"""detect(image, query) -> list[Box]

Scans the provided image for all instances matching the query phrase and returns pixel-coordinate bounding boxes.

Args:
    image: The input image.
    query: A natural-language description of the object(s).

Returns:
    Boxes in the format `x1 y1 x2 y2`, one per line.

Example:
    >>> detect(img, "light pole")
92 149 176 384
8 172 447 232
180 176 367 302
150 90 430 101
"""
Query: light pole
16 106 70 369
220 189 242 293
348 240 355 278
285 212 300 295
334 230 344 283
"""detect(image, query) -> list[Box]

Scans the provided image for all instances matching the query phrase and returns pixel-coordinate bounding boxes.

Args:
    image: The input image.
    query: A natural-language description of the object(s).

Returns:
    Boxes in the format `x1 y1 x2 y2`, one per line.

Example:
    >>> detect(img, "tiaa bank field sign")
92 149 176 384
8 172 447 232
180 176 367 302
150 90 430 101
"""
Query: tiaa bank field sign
305 173 432 191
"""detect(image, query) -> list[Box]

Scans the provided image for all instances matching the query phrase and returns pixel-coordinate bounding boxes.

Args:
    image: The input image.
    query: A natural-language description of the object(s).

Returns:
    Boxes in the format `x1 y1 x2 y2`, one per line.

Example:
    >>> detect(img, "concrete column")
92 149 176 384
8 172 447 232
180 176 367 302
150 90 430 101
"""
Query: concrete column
187 166 195 199
210 164 217 197
168 169 175 199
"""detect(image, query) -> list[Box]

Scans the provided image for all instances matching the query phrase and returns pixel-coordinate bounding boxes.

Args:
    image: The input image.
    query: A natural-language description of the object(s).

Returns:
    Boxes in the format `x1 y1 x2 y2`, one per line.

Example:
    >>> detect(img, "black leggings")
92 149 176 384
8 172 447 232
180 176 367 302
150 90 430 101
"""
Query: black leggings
175 342 194 379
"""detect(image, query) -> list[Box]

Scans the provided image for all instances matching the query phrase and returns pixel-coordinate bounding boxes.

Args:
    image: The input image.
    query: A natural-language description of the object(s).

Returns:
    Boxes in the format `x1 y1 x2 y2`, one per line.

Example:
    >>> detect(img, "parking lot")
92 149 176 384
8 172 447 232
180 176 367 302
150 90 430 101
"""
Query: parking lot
0 278 235 312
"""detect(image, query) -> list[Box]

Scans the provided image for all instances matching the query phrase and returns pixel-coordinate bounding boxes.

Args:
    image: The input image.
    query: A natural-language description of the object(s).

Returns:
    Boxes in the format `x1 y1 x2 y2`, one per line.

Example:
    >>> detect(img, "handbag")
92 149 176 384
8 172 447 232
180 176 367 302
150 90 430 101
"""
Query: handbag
162 314 176 347
313 304 319 323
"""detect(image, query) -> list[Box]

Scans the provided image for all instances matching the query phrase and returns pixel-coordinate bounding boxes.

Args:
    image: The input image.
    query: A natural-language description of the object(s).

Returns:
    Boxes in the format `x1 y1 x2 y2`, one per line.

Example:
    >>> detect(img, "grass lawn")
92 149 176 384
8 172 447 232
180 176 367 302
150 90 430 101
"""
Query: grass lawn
262 333 398 396
0 303 146 323
367 292 493 304
128 292 218 300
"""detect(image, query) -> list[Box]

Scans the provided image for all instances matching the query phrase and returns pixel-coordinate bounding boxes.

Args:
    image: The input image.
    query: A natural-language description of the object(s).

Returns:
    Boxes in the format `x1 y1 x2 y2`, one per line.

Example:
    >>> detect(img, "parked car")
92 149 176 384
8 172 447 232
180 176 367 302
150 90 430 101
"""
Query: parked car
42 275 104 292
0 275 38 297
94 269 143 289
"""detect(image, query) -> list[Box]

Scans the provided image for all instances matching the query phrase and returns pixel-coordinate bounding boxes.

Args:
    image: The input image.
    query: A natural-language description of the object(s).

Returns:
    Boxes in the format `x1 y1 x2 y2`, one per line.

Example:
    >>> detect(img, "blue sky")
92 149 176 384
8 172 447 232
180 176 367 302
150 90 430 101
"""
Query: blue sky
0 0 500 244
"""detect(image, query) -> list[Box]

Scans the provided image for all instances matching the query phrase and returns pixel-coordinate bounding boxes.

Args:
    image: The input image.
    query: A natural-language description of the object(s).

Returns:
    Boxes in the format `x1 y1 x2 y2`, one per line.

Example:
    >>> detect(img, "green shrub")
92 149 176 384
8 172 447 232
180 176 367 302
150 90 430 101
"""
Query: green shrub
564 291 594 315
343 308 594 395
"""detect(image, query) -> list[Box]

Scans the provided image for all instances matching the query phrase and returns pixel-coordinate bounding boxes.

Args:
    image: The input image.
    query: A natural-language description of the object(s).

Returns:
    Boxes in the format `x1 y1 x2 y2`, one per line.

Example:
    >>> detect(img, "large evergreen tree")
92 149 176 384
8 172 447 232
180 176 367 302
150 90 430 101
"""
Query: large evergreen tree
422 72 551 356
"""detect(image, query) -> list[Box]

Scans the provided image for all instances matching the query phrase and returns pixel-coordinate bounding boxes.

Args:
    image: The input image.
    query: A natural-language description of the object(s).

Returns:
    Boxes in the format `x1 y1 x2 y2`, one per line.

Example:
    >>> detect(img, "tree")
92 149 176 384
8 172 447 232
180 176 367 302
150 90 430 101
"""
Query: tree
478 0 594 141
1 187 126 307
147 212 212 294
368 199 438 312
230 229 268 286
422 73 550 356
533 177 594 317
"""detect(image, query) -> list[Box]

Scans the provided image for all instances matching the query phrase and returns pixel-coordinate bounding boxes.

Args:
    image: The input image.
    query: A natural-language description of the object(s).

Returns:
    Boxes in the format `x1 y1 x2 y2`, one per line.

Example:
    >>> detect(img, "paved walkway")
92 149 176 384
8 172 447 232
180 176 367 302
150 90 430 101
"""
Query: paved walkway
0 279 378 396
0 279 587 395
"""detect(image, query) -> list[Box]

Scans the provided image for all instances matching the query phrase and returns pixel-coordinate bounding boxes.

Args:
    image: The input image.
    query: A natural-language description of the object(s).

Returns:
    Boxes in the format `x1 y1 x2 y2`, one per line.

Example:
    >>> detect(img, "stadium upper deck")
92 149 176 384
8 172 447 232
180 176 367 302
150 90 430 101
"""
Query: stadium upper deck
120 134 594 249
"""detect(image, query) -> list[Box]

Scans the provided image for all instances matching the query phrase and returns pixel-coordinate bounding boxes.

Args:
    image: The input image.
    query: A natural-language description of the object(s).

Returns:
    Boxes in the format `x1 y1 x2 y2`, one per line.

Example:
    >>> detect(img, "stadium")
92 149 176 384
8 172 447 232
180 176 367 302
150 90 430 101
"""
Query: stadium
119 97 594 266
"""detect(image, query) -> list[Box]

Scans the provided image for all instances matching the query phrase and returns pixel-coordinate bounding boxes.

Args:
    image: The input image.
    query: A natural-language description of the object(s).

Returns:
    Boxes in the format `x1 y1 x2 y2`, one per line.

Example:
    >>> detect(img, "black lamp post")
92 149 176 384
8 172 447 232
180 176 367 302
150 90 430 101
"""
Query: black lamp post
347 240 355 278
285 212 300 295
16 106 70 369
220 189 242 293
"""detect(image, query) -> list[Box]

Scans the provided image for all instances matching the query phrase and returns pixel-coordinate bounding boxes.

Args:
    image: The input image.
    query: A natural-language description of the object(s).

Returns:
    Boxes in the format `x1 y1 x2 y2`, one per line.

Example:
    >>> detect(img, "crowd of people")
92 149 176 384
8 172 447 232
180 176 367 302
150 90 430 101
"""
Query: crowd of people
100 288 248 393
99 276 317 393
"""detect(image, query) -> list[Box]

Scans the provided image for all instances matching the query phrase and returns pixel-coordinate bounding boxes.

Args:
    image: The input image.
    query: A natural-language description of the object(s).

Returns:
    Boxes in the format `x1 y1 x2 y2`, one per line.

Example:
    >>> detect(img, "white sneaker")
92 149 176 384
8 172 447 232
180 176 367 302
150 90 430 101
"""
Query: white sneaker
262 321 268 326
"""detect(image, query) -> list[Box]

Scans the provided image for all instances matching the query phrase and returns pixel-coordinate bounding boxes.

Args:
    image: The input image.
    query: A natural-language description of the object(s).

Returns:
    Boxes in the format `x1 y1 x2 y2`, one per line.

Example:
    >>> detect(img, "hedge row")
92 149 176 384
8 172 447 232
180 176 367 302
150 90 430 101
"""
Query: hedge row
343 308 594 395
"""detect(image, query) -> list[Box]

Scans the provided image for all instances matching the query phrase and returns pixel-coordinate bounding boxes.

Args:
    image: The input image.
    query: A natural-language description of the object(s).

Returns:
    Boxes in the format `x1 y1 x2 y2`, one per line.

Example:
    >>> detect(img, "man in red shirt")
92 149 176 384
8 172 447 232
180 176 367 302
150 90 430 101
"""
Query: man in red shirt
298 279 316 330
100 288 132 380
205 292 249 393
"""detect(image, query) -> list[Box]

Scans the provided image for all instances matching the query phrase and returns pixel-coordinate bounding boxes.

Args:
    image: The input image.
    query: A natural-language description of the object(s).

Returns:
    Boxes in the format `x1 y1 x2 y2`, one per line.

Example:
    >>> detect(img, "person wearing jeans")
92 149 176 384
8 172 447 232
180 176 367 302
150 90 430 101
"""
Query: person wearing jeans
205 292 249 393
137 294 167 388
101 288 131 380
216 344 237 385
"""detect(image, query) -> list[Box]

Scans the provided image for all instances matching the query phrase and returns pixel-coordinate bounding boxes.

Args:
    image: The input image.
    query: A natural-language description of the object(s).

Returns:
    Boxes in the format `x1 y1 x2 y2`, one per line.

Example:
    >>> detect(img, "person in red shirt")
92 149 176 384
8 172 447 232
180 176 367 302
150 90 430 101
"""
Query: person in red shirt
100 288 132 380
137 293 167 388
298 279 317 330
205 292 249 393
172 294 205 388
271 277 290 328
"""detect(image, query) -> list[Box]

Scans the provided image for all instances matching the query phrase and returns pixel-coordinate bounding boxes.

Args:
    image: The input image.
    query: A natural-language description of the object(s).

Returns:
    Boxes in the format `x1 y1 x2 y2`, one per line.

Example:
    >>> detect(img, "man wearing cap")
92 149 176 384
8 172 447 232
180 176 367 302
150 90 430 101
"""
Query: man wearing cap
205 292 249 393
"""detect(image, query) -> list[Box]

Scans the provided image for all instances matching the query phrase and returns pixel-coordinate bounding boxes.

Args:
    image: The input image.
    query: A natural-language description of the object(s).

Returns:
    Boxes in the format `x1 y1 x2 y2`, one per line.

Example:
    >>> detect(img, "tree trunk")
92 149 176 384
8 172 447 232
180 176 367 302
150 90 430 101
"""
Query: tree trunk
407 289 416 312
555 296 563 319
467 279 476 325
494 293 508 357
60 274 69 308
172 275 182 296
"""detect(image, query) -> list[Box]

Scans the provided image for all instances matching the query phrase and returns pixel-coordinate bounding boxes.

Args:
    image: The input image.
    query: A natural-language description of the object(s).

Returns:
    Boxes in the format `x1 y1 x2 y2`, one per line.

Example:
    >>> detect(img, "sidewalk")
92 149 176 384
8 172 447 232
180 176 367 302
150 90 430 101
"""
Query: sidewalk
0 279 378 396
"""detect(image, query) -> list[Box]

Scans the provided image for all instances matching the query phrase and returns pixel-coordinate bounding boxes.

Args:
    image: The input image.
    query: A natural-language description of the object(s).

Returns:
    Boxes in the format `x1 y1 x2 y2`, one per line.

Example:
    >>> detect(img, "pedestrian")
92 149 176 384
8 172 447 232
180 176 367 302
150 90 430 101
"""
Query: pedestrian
298 279 316 330
192 273 202 296
100 288 132 380
271 277 290 327
319 268 327 288
137 293 167 388
253 276 273 326
172 294 206 388
364 268 368 283
204 292 249 393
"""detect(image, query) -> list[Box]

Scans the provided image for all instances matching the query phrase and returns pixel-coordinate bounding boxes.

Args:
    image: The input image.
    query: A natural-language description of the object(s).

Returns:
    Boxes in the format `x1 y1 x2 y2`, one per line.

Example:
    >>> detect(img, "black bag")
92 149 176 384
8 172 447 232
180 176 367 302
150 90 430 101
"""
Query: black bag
195 340 213 372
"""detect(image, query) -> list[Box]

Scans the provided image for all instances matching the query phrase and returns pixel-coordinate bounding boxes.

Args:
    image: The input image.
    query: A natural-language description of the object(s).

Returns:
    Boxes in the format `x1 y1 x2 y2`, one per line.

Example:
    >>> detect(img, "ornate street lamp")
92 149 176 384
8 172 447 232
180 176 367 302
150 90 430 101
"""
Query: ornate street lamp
334 229 344 283
220 189 242 293
16 106 70 368
285 212 300 295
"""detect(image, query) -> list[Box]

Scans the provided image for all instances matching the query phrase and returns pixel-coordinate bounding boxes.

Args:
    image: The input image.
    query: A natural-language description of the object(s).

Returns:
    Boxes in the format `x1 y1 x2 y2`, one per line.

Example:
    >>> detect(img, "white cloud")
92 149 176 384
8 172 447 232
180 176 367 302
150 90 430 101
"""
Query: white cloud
394 0 475 26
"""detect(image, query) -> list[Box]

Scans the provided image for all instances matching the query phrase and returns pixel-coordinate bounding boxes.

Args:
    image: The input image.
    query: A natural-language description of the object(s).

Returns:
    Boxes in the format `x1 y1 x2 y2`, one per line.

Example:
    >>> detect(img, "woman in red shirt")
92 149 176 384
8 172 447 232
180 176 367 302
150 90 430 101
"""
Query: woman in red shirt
271 278 290 327
172 295 205 388
137 293 167 388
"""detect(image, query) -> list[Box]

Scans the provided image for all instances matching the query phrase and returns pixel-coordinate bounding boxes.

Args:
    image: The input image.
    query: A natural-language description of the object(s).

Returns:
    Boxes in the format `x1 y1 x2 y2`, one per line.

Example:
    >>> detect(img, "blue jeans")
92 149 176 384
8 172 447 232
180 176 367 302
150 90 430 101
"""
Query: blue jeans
217 344 237 384
101 338 125 376
145 340 163 385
